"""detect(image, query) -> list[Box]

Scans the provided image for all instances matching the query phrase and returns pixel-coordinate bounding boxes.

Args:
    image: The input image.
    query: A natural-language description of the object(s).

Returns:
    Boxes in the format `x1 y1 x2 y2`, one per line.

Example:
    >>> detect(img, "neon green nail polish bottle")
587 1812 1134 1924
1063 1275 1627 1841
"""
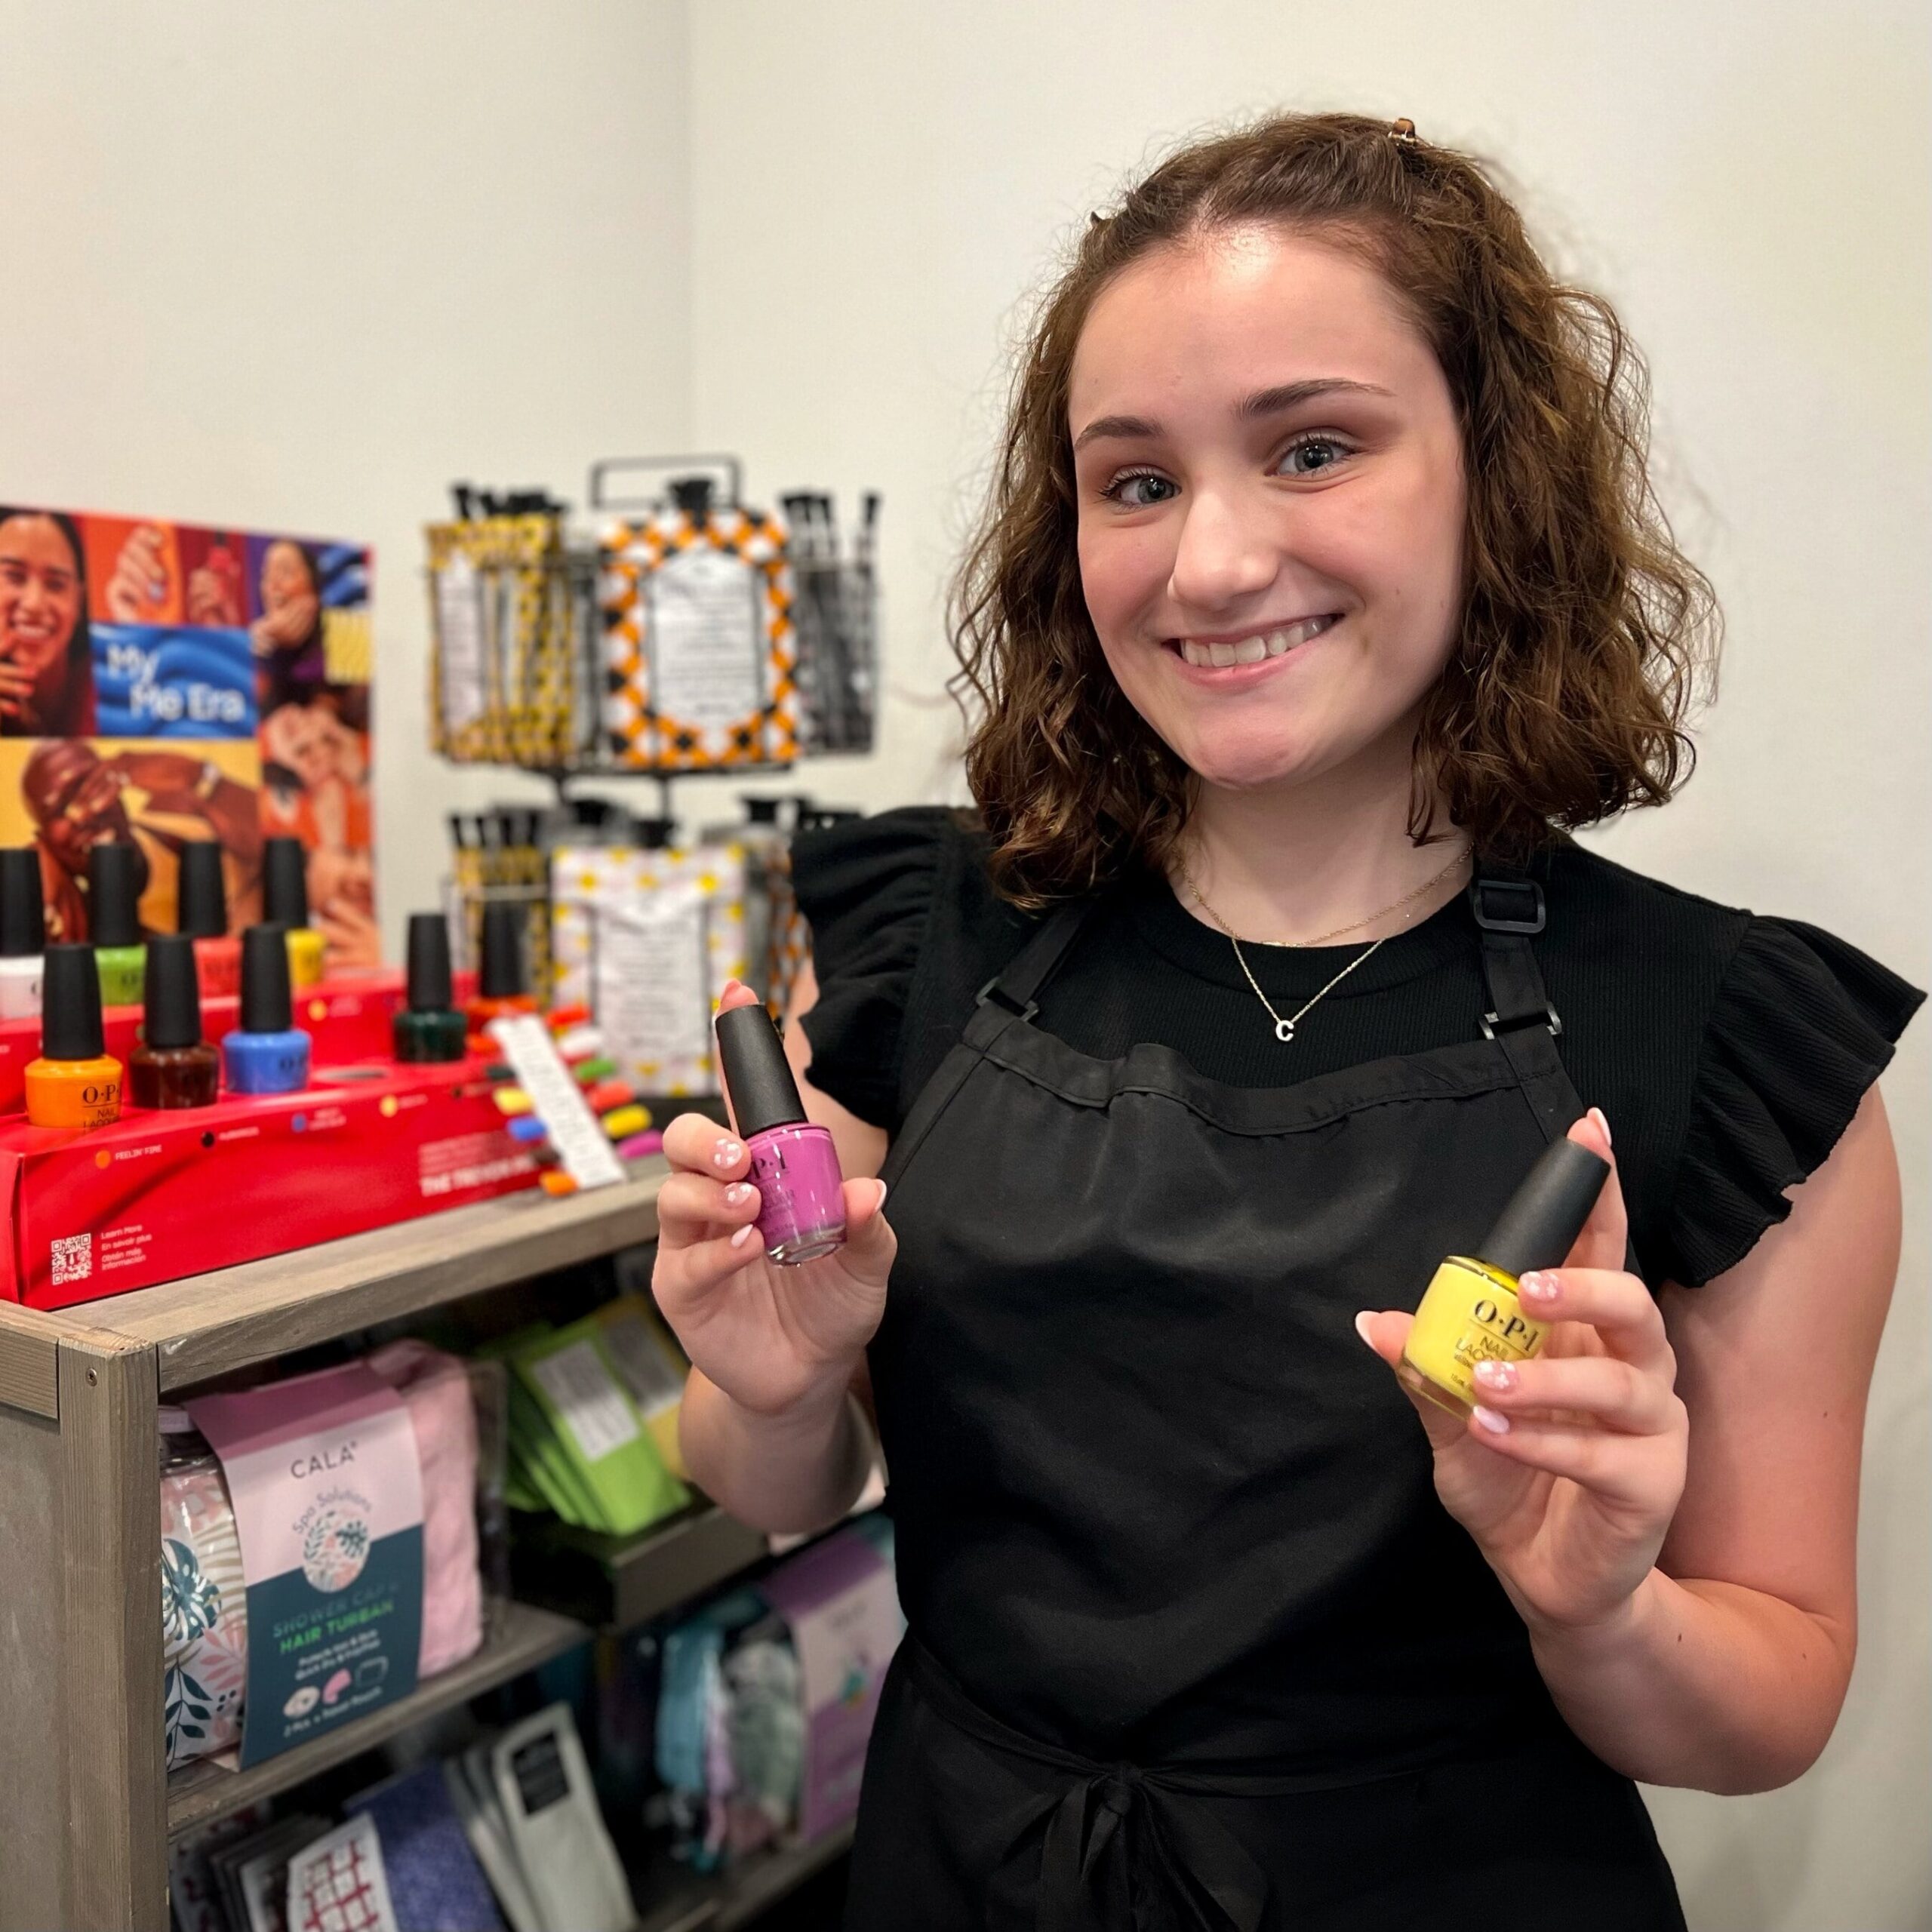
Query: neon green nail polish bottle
87 841 146 1008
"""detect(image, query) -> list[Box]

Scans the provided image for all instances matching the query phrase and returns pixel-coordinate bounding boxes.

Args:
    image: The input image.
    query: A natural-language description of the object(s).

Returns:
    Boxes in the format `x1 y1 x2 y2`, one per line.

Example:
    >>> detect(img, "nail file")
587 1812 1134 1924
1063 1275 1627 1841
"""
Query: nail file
486 1014 625 1189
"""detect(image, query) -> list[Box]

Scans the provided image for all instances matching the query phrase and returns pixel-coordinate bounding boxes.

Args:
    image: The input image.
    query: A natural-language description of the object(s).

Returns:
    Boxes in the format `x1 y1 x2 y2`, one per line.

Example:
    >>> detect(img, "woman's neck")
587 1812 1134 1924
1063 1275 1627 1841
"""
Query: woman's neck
1174 748 1471 946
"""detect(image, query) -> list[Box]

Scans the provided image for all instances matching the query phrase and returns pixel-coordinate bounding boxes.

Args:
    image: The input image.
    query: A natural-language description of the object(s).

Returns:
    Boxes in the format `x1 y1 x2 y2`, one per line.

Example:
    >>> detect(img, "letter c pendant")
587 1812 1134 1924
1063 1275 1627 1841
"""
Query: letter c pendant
1275 1019 1295 1043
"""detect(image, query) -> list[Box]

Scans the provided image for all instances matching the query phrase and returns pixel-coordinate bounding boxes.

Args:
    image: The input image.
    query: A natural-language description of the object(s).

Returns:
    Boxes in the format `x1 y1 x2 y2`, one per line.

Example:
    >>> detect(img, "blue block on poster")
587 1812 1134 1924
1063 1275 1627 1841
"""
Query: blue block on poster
91 625 257 737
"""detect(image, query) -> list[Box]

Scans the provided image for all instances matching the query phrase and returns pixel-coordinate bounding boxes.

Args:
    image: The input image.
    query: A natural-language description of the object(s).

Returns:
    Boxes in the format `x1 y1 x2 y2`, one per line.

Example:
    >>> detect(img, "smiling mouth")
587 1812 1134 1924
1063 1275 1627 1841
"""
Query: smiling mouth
1168 614 1340 669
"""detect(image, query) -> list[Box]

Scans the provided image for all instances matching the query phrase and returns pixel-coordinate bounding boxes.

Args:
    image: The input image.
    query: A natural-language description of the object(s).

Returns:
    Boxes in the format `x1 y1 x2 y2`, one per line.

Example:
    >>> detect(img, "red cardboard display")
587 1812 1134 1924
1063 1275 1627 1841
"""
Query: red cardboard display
0 1049 536 1309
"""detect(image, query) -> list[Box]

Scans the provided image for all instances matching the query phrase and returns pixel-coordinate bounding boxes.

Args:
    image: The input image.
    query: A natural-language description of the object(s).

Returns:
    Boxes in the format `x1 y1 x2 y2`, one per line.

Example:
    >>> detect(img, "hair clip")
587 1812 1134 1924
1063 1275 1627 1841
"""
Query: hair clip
1389 118 1420 146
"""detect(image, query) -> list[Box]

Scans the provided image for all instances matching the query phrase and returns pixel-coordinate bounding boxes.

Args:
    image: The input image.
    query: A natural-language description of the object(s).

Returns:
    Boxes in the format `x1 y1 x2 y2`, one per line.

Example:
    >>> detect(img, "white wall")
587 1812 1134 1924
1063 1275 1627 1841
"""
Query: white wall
686 5 1930 1927
0 0 694 936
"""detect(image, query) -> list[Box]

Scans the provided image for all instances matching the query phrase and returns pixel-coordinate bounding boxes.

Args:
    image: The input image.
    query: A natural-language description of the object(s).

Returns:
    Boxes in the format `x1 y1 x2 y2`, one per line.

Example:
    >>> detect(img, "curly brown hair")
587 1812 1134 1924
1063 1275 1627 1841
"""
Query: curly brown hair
949 111 1719 907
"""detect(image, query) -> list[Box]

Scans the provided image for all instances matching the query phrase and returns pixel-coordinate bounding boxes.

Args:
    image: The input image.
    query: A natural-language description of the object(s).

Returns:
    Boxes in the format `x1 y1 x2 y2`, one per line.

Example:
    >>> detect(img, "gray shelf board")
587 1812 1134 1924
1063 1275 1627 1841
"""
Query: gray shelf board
633 1820 857 1932
57 1160 667 1393
514 1501 771 1634
165 1599 590 1837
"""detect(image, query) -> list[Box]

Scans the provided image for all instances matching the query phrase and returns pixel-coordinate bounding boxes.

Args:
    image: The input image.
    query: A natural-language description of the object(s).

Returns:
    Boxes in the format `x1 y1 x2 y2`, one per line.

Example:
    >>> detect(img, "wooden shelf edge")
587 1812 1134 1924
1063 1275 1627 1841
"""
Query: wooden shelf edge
30 1158 669 1393
165 1599 590 1837
512 1502 771 1634
634 1820 857 1932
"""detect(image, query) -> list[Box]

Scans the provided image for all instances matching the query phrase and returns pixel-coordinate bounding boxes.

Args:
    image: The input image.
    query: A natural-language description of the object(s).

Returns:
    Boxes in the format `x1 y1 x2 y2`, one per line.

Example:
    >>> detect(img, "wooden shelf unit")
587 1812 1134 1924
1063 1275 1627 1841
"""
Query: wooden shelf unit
0 1164 669 1932
165 1600 589 1838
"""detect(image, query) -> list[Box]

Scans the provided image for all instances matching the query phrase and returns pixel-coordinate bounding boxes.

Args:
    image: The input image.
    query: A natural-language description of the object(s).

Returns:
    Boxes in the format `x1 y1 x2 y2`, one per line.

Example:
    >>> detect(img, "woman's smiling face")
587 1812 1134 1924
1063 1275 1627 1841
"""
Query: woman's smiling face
0 514 83 678
1070 226 1468 795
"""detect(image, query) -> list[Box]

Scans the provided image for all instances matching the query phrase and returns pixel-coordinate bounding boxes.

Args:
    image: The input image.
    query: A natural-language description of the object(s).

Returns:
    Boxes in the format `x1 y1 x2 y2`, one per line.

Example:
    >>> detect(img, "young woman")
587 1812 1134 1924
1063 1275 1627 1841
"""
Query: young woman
652 114 1921 1929
0 507 97 736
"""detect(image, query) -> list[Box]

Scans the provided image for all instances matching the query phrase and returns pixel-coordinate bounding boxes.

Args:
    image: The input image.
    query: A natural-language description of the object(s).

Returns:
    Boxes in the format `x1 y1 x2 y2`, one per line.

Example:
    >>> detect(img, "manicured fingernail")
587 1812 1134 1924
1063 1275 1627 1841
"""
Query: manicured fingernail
1519 1270 1558 1302
873 1180 889 1213
730 1223 757 1249
724 1182 756 1208
1472 1404 1512 1435
1589 1106 1613 1148
1474 1358 1518 1392
1353 1312 1376 1348
713 1140 744 1169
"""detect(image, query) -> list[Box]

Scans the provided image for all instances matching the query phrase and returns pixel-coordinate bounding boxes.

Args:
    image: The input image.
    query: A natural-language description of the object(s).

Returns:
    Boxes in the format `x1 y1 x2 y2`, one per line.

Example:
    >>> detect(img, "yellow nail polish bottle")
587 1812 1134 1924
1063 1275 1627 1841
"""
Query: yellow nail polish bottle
263 836 325 989
1399 1137 1611 1416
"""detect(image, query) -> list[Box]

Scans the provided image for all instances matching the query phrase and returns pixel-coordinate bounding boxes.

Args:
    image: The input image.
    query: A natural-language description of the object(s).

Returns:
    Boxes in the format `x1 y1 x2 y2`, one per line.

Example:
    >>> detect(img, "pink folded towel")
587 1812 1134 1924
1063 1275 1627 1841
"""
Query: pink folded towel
368 1340 485 1677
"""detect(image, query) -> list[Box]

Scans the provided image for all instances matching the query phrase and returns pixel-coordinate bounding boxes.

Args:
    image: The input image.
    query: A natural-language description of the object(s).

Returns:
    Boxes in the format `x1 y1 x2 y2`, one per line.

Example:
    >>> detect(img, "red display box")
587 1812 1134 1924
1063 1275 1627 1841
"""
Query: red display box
0 1051 537 1310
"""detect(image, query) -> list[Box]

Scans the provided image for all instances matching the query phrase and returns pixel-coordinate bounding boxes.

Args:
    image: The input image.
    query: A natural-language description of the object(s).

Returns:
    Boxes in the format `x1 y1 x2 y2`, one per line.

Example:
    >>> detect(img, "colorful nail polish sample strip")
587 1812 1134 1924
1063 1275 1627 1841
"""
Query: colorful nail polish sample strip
485 1006 661 1200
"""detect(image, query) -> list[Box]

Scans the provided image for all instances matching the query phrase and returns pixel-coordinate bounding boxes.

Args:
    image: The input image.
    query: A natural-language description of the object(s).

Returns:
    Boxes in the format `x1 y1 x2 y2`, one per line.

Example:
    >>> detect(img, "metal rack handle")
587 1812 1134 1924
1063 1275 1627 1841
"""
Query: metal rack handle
587 454 744 513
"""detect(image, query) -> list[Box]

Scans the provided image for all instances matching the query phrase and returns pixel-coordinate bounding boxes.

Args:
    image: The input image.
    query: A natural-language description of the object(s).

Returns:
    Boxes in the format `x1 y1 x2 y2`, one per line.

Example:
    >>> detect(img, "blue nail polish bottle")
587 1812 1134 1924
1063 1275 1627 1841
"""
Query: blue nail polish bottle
222 924 312 1095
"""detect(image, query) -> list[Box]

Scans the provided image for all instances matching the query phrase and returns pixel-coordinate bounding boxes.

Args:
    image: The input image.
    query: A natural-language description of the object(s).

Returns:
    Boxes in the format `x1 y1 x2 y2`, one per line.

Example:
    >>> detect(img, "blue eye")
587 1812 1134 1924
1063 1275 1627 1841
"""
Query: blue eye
1100 469 1178 507
1277 435 1354 477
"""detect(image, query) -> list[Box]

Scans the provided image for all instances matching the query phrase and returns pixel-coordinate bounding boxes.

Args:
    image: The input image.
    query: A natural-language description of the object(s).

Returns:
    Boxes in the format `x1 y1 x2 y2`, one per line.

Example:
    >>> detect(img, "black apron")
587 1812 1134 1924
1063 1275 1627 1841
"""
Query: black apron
845 873 1684 1932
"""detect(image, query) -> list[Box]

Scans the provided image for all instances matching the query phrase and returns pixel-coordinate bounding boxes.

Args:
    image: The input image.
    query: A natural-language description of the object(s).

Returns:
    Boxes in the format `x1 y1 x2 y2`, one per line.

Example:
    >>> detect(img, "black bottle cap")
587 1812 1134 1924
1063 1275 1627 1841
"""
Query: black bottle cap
41 944 104 1060
478 902 527 998
715 1001 806 1138
407 912 454 1011
88 841 142 947
0 848 44 958
263 836 310 928
177 842 228 939
1478 1136 1612 1279
143 935 204 1051
239 924 293 1034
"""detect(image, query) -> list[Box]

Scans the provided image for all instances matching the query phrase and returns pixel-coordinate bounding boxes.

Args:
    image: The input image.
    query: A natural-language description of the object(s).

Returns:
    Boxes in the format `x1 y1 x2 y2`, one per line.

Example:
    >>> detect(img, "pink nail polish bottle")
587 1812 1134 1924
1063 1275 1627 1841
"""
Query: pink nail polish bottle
715 1002 848 1265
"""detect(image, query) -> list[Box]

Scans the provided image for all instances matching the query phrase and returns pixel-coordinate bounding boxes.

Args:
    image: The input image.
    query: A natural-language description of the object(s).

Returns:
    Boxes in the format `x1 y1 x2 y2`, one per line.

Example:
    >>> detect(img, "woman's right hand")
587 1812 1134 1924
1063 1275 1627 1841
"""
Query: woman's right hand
652 1101 895 1421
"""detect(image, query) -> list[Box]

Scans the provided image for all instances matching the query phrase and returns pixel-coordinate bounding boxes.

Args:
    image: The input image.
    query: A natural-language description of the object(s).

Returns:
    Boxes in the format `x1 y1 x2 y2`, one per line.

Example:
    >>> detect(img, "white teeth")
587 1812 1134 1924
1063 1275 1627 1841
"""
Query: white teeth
1177 615 1337 669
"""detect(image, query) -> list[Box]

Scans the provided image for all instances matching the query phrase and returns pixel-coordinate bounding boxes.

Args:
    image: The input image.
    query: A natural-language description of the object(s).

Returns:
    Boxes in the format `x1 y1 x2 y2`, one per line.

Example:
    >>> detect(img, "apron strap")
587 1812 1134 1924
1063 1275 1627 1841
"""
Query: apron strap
975 899 1100 1023
1470 866 1577 1139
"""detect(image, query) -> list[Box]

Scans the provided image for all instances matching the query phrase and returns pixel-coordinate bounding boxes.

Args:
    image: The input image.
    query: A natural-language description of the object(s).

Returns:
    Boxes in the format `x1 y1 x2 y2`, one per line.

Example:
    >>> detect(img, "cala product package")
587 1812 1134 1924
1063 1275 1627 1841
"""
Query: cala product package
186 1361 425 1767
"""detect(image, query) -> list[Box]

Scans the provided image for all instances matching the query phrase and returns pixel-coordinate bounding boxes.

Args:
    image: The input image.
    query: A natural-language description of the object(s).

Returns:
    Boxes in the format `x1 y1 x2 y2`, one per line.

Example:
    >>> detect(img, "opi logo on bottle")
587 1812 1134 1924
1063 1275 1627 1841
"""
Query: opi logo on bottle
1470 1297 1543 1352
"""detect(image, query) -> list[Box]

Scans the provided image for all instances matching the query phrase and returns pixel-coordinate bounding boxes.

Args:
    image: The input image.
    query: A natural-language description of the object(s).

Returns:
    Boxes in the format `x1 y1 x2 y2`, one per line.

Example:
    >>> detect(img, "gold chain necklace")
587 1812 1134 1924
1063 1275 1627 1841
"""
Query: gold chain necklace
1176 846 1472 1045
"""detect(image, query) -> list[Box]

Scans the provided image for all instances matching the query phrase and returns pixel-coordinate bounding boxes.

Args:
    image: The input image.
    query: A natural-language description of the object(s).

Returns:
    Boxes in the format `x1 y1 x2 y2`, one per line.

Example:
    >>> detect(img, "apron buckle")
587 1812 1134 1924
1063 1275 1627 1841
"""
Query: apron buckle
1469 876 1546 934
1481 1004 1564 1040
976 974 1039 1023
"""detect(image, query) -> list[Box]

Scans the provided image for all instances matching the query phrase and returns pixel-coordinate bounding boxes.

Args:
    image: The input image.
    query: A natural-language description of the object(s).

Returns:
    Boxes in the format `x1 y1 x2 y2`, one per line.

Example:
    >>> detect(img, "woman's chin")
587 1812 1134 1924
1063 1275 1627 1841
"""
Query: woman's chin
1169 736 1327 795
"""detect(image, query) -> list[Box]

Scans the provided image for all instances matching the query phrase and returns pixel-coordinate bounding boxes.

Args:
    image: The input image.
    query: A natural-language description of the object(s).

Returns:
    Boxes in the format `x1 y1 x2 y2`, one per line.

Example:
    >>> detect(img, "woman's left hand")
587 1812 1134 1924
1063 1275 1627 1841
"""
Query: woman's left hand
1356 1111 1689 1635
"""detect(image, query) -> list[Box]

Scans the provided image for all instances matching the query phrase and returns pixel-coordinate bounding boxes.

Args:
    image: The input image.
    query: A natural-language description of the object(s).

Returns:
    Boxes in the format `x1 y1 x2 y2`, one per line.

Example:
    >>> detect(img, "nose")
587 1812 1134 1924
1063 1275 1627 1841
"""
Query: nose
1166 485 1278 615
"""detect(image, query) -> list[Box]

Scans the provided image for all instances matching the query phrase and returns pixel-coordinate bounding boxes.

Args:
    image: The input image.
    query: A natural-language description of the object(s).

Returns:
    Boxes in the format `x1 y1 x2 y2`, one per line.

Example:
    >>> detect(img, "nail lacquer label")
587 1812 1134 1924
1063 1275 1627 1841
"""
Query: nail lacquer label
1404 1257 1547 1406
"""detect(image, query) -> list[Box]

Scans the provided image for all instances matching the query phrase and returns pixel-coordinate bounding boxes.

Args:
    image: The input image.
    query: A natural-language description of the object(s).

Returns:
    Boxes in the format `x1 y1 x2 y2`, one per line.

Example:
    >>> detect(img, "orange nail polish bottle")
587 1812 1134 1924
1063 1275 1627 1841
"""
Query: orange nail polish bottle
24 944 123 1130
177 841 241 1001
466 901 538 1052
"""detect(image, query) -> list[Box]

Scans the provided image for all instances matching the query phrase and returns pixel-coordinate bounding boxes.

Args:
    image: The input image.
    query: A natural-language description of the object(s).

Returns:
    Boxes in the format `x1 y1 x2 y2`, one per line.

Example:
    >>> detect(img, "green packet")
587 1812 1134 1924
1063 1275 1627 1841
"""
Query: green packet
507 1318 690 1537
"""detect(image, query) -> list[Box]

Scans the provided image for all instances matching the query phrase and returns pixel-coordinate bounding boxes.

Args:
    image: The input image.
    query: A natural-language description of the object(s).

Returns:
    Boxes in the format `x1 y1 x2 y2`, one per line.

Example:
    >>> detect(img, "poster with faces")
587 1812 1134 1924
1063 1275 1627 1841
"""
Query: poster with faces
0 503 373 961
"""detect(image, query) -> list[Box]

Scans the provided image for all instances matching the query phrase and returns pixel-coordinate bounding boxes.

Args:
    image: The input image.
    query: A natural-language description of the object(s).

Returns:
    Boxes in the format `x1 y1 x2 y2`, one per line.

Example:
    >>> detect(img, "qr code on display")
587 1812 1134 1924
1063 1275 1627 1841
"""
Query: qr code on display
50 1234 92 1285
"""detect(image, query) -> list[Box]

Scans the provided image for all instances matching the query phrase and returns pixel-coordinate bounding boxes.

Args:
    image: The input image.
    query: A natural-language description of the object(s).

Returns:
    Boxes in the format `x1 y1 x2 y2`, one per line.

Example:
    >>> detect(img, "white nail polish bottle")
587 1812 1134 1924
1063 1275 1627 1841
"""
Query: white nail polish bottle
0 848 45 1020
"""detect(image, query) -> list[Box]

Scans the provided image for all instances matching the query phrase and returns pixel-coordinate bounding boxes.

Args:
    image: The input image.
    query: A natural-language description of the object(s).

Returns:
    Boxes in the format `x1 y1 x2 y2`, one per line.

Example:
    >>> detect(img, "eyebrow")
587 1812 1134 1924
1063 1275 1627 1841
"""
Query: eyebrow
1072 377 1393 451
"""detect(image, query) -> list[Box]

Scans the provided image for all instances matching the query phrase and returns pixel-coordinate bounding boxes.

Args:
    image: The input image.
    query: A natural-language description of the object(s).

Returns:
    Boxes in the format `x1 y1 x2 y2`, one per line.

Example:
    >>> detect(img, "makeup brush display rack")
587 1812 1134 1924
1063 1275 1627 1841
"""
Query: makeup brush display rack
0 1160 853 1931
